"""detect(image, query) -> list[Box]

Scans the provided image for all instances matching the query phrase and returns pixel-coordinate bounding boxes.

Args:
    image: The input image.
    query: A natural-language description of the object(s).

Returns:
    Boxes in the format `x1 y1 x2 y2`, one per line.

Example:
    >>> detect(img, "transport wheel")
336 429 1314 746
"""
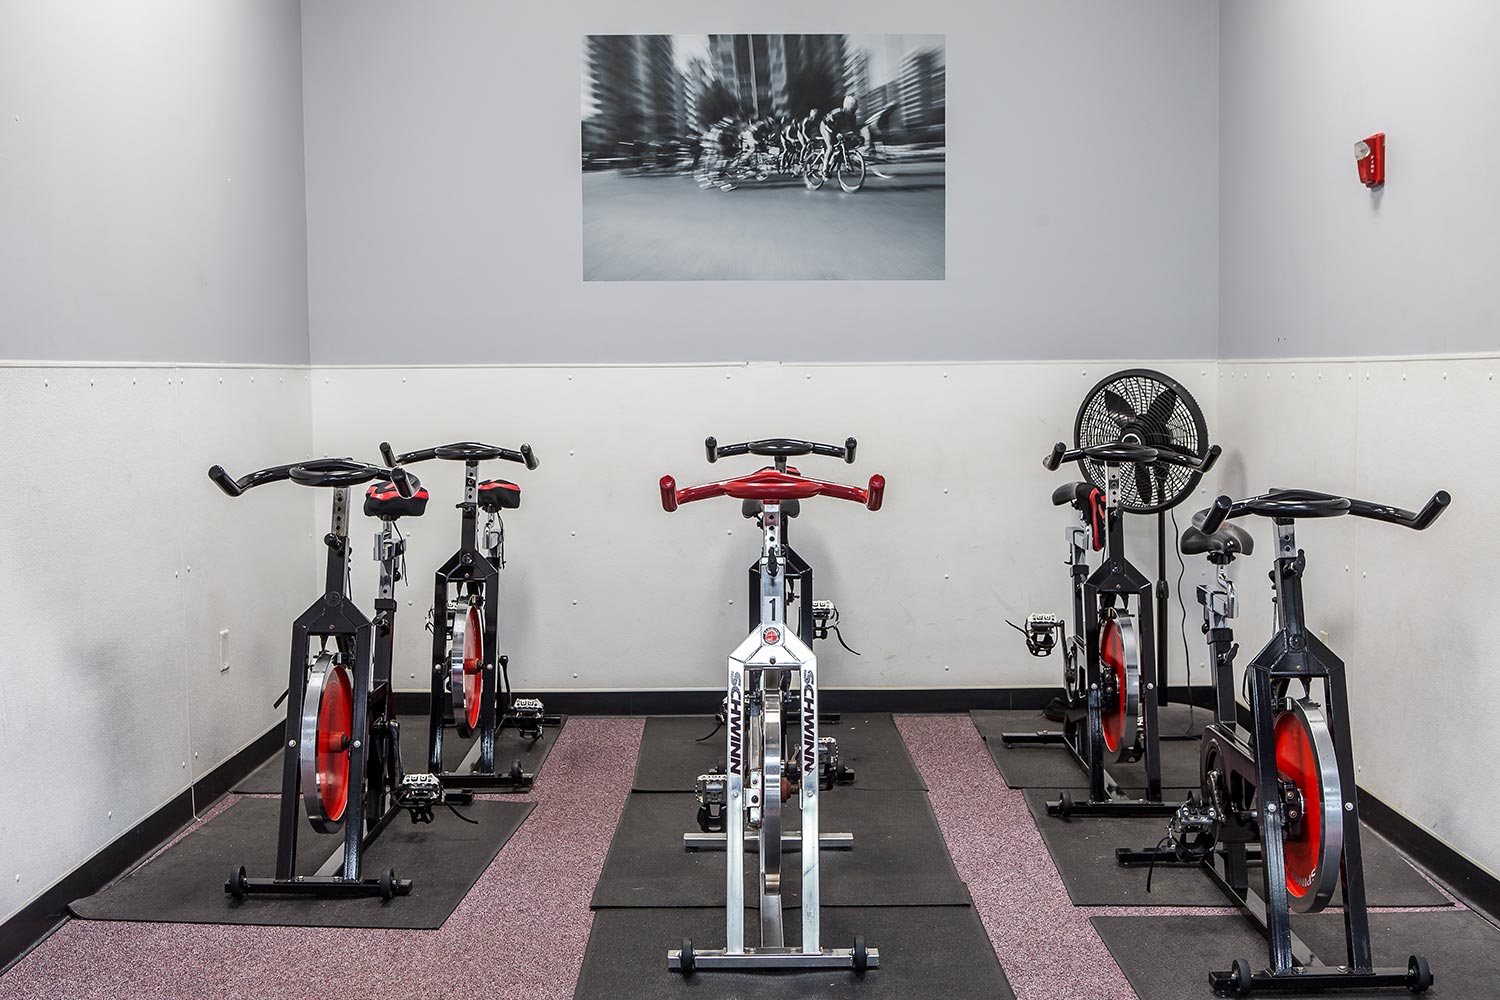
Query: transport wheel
451 605 484 738
1099 616 1142 761
300 653 354 833
679 938 695 974
838 150 867 192
226 865 248 898
1056 791 1074 819
1407 955 1432 992
509 762 525 784
1230 958 1254 996
1273 699 1344 912
853 935 869 973
380 868 397 902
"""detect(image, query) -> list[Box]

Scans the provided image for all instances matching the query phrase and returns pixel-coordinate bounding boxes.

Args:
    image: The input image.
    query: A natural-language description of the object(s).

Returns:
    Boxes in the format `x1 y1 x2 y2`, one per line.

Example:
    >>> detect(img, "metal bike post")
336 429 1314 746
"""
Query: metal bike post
801 656 821 954
725 657 745 954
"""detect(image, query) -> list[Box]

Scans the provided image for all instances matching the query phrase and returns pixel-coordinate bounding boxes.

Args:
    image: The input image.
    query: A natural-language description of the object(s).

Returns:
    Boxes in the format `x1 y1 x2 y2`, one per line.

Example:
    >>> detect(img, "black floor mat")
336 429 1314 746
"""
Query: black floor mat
631 714 925 792
233 715 564 794
69 796 531 928
1094 910 1499 999
971 707 1205 791
591 790 969 909
1023 789 1450 908
575 905 1015 1000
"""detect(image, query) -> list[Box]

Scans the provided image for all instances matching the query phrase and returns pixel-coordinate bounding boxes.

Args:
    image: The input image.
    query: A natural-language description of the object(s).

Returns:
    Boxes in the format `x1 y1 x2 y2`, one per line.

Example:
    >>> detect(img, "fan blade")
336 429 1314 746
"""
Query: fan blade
1103 389 1137 427
1135 463 1155 507
1145 387 1178 433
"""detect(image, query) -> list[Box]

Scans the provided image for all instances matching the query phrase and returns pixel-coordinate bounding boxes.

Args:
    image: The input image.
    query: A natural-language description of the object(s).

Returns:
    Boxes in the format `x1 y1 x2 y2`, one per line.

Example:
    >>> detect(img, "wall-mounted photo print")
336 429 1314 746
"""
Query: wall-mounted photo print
582 33 945 281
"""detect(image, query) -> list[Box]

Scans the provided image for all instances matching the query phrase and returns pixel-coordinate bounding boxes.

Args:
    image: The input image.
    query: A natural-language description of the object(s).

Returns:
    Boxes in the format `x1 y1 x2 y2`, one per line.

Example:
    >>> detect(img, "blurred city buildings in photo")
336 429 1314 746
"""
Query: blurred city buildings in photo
583 34 944 164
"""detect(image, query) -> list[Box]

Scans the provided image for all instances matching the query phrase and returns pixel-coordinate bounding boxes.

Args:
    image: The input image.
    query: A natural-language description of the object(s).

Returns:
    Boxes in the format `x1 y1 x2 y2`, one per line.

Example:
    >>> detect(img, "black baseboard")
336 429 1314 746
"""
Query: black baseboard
0 724 282 975
393 685 1217 717
1353 789 1500 923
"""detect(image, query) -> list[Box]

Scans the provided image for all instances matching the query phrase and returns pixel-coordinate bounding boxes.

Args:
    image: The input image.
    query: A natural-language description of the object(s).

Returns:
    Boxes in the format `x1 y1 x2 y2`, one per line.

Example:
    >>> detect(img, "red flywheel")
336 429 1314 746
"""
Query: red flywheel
1098 616 1142 760
1273 699 1345 912
451 604 484 735
300 652 353 833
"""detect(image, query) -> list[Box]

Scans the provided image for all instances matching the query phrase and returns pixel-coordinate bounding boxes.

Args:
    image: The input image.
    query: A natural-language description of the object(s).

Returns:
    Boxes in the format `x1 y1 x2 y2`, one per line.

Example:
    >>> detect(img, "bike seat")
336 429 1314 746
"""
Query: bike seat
742 498 800 519
364 476 430 521
1052 482 1093 508
478 479 521 512
1180 523 1253 558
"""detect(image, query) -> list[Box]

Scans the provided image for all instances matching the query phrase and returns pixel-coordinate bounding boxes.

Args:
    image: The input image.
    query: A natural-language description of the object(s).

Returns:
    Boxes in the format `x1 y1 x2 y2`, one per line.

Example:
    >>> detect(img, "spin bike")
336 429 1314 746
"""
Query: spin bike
379 440 556 792
209 457 456 899
1119 487 1449 995
1006 440 1219 818
688 436 861 844
659 439 885 973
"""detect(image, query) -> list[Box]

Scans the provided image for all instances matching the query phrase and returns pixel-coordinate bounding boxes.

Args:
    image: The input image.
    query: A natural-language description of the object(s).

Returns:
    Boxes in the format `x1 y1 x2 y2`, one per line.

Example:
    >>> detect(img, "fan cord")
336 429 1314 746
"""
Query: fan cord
1172 507 1196 735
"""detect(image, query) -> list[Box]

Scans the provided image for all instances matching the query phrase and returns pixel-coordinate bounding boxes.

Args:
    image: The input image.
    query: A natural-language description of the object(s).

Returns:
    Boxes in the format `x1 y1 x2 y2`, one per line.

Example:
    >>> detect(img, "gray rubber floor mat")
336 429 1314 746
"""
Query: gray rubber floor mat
70 796 531 928
1094 909 1495 999
971 706 1209 791
632 714 925 792
575 905 1016 1000
1023 789 1450 908
591 789 969 909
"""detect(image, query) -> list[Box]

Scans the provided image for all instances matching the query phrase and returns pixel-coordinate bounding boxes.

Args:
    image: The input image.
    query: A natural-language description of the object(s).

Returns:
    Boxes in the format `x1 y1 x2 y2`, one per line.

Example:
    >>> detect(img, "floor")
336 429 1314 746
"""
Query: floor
0 714 1464 1000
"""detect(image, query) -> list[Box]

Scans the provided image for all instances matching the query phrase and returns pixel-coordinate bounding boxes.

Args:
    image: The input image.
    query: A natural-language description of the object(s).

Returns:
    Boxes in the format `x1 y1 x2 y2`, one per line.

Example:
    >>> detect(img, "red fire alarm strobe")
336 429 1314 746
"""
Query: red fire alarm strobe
1355 133 1385 188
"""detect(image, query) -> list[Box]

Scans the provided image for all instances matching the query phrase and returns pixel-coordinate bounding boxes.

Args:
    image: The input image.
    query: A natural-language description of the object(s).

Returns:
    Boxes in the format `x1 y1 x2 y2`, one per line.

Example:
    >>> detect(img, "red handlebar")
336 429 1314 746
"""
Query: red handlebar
660 468 885 512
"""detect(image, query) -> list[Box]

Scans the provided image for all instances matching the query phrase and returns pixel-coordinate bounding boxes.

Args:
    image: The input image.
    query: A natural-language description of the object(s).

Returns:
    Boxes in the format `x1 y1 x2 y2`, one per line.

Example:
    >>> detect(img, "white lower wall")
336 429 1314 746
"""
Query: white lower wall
6 357 1490 928
0 365 316 925
1216 356 1499 881
310 362 1220 694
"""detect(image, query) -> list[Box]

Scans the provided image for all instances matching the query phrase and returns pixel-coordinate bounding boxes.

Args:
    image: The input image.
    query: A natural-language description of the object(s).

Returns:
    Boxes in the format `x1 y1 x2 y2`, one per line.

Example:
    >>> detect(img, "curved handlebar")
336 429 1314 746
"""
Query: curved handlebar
210 457 413 497
705 436 857 464
661 468 884 513
1044 441 1220 474
381 440 539 471
1199 488 1451 535
1044 441 1159 471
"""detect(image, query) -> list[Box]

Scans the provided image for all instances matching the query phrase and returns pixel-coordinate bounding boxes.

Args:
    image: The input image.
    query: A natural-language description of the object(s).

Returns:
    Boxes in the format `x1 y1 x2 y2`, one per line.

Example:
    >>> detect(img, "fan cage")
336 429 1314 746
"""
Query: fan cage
1073 369 1209 514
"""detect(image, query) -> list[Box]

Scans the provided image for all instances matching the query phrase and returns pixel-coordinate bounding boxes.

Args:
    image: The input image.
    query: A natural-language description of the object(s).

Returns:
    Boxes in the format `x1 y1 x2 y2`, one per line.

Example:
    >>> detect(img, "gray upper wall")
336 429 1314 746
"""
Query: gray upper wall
0 0 310 365
1220 0 1500 359
302 0 1219 365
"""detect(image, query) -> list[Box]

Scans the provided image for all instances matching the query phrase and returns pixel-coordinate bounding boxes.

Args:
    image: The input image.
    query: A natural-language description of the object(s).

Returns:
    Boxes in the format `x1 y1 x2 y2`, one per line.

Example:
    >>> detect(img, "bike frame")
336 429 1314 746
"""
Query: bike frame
1005 460 1175 816
1118 485 1453 994
668 500 870 970
661 445 883 973
244 488 407 898
426 459 524 789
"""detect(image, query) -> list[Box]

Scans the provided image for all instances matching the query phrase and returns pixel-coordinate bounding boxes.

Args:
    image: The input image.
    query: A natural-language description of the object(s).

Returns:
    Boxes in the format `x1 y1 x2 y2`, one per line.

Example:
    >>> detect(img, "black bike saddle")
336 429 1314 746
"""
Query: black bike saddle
1180 523 1254 558
1052 482 1094 508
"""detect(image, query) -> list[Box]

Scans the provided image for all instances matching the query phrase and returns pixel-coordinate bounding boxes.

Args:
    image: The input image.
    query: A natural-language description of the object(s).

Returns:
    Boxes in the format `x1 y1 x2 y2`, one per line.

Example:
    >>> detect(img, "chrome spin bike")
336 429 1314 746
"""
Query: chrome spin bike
659 440 885 973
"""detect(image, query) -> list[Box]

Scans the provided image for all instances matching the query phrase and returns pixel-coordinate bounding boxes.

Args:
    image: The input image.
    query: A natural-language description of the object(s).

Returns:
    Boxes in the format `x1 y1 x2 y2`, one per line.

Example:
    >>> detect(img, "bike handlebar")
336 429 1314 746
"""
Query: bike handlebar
1043 441 1221 473
1199 488 1451 535
210 458 414 497
661 468 884 513
380 440 539 471
705 436 856 464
